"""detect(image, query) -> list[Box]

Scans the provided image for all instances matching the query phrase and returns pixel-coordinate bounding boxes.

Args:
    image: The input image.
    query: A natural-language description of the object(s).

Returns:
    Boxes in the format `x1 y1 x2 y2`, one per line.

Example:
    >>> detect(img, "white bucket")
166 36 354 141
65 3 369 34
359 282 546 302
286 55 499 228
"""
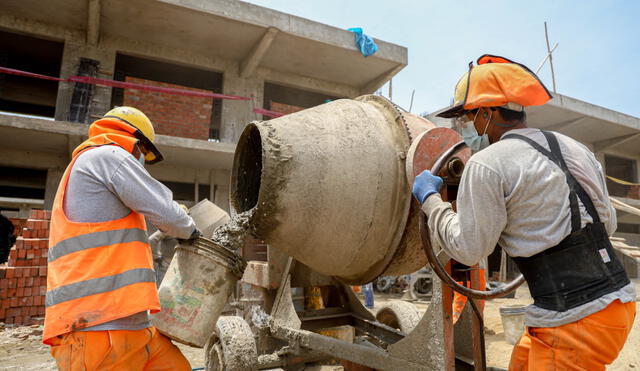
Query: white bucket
152 237 246 348
500 305 526 345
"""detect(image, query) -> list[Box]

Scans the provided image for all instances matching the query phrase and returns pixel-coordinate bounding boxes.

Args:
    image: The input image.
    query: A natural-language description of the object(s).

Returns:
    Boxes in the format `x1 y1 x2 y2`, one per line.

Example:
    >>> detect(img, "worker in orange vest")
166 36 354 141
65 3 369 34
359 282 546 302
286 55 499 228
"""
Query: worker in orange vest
412 55 636 370
44 107 201 370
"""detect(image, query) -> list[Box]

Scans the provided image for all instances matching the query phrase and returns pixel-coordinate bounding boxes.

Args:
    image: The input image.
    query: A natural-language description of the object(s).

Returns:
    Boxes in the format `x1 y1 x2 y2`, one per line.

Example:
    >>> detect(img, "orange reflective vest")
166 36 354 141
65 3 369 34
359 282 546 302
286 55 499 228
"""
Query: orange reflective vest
43 128 160 344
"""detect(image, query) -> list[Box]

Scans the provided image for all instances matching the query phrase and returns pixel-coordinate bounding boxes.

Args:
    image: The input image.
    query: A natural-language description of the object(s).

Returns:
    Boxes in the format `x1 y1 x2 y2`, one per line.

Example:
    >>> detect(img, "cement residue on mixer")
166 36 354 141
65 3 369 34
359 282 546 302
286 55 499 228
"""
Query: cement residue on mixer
210 208 257 251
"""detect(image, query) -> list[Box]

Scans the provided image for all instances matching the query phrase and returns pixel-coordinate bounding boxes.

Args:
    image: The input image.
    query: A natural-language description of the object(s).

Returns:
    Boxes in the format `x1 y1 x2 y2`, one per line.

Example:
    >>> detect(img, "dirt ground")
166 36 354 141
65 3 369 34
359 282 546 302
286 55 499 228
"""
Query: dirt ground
0 281 638 370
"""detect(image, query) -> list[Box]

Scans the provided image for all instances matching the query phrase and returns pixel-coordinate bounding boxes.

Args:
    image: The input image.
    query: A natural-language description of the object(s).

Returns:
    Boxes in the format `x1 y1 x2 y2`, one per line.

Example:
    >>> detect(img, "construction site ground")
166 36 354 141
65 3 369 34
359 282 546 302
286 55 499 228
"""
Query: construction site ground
0 280 638 370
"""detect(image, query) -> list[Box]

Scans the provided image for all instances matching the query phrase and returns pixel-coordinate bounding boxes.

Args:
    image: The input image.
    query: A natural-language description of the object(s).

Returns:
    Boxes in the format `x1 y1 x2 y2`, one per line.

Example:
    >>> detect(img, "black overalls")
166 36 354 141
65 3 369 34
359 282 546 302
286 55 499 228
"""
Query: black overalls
503 130 629 312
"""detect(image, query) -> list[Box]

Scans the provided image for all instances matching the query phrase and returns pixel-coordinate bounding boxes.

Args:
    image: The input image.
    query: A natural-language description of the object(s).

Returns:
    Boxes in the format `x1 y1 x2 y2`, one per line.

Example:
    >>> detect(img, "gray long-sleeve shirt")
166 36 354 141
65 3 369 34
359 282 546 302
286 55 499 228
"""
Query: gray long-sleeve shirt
423 128 636 327
64 144 196 331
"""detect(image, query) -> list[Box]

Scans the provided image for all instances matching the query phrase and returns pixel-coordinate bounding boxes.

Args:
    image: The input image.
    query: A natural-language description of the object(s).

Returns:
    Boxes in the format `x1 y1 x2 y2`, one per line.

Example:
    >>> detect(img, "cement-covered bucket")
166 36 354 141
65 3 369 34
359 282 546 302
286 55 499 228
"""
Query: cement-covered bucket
230 95 434 283
152 237 246 347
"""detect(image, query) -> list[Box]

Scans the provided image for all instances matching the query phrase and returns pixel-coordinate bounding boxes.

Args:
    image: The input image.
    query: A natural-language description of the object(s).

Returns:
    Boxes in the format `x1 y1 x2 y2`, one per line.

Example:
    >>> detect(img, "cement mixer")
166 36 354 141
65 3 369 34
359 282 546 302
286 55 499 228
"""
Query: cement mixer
158 96 522 370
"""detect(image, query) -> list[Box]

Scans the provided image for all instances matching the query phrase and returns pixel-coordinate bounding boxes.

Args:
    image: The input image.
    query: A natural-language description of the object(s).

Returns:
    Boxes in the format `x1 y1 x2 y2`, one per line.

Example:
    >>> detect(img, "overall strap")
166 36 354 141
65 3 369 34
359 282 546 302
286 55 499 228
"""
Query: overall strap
540 131 601 224
502 131 601 232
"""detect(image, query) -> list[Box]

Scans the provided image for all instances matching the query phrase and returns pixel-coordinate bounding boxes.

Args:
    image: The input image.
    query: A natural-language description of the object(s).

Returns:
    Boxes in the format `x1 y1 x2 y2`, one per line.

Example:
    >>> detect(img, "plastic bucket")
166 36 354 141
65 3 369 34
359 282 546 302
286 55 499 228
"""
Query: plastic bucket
152 237 246 348
500 305 526 345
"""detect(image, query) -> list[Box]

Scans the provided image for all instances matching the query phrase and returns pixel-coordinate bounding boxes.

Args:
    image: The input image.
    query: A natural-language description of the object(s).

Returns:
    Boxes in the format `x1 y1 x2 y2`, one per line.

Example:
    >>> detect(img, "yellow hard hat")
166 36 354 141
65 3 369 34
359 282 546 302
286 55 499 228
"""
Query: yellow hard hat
104 106 164 164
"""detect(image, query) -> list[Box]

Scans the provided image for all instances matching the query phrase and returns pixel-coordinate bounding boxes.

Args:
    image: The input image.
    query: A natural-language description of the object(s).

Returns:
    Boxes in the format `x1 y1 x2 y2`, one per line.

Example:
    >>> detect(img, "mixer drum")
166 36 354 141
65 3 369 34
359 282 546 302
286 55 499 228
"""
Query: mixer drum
231 95 435 283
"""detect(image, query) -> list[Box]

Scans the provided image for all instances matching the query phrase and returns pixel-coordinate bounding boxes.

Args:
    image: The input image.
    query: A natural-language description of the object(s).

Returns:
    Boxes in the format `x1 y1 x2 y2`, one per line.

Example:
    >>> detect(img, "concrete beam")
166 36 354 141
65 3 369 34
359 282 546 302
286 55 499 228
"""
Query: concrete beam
0 13 83 42
594 133 640 152
241 27 279 78
101 34 234 74
87 0 101 46
0 147 67 169
544 117 588 132
548 94 640 132
257 67 358 98
360 64 405 95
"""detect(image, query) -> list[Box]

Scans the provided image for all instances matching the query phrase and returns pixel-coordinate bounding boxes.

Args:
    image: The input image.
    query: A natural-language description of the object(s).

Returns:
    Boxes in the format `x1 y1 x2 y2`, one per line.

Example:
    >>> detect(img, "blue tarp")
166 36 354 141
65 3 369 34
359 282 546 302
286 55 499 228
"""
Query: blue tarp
348 27 378 57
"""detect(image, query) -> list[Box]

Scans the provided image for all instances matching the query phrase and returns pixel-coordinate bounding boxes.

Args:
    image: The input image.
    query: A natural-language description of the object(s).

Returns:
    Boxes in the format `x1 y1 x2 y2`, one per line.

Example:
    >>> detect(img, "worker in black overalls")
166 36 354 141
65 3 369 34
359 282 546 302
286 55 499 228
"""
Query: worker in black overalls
411 55 636 370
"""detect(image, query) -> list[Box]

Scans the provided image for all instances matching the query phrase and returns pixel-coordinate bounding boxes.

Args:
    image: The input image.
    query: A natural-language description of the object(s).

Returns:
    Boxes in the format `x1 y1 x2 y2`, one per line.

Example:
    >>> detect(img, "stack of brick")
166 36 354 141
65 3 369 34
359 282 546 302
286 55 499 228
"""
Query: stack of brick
0 210 50 325
9 218 27 238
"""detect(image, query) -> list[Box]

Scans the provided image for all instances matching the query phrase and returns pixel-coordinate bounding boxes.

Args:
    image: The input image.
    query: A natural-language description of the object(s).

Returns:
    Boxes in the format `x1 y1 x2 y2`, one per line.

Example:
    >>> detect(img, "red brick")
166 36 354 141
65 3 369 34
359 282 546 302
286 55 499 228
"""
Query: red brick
0 279 6 289
5 267 14 279
29 306 38 316
31 267 38 277
44 210 51 220
5 316 13 324
15 239 24 249
39 286 46 295
0 308 5 319
10 297 18 307
14 316 23 325
24 297 33 307
0 269 4 280
17 277 25 288
25 277 34 287
26 220 36 229
1 299 8 309
37 306 45 315
16 287 24 297
24 287 32 297
9 248 17 261
7 288 15 297
0 289 5 299
18 249 26 259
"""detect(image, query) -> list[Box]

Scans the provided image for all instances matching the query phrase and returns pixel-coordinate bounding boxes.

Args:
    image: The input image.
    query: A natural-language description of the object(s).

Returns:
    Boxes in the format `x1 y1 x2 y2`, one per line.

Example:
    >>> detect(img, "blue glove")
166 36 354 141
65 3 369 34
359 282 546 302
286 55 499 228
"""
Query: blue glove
412 170 443 204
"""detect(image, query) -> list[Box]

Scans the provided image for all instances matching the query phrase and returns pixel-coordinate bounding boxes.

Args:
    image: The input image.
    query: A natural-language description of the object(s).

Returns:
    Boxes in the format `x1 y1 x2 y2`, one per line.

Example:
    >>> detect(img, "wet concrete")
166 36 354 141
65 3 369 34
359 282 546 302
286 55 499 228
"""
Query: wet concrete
210 208 257 251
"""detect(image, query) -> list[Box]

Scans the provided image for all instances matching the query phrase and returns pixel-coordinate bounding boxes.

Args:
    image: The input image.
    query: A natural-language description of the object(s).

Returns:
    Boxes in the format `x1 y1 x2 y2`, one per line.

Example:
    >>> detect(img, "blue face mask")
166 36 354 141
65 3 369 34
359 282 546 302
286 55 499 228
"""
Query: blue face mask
138 152 146 166
459 110 492 153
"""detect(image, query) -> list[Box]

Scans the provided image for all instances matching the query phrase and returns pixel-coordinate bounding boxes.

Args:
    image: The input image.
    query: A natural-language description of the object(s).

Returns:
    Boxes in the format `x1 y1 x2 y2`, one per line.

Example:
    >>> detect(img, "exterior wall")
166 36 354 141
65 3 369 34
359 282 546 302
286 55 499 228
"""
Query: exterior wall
123 77 212 140
0 7 376 214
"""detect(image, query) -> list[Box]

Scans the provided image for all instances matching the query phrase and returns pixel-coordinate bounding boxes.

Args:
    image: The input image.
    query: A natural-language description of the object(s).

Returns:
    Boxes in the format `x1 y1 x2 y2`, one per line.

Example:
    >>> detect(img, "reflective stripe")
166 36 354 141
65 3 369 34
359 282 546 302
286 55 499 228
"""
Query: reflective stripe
45 268 156 307
49 228 148 262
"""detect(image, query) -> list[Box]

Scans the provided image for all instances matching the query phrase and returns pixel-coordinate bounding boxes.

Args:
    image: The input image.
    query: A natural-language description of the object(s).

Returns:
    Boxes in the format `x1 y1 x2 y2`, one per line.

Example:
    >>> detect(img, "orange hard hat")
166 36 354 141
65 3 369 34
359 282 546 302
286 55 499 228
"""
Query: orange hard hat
436 54 553 118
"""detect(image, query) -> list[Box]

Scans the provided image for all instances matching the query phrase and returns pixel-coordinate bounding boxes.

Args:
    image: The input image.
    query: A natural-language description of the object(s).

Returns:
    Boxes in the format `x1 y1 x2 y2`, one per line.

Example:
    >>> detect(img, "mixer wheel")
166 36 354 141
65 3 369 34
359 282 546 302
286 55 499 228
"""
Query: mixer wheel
375 300 421 334
205 316 257 371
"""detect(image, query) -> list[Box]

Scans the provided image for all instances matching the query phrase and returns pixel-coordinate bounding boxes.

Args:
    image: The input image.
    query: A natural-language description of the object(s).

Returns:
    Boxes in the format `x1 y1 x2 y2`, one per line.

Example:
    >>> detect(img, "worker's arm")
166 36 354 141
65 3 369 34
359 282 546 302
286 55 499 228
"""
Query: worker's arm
108 155 196 239
594 161 617 235
420 161 507 266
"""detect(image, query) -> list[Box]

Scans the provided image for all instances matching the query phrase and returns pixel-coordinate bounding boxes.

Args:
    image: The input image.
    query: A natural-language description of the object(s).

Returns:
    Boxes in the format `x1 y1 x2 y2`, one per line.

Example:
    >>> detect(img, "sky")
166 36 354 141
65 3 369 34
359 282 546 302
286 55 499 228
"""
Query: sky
244 0 640 117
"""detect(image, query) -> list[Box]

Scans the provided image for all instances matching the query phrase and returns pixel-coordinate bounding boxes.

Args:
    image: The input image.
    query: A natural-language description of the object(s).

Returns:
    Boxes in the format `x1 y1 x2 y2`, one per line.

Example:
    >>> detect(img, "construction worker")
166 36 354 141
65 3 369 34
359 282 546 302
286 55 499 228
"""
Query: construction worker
413 55 636 370
43 107 200 370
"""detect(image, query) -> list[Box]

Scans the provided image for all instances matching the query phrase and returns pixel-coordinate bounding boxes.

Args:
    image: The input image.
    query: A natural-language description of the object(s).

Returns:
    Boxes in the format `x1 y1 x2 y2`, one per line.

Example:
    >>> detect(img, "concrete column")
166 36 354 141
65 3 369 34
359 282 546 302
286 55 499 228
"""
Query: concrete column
55 42 117 122
210 169 231 212
43 168 64 210
220 68 263 143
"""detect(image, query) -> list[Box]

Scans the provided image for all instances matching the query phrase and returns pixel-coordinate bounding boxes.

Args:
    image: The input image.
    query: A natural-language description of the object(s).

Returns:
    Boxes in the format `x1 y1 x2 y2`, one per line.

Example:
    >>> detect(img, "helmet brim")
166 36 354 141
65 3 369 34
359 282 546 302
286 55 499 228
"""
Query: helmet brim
135 131 164 164
435 103 466 118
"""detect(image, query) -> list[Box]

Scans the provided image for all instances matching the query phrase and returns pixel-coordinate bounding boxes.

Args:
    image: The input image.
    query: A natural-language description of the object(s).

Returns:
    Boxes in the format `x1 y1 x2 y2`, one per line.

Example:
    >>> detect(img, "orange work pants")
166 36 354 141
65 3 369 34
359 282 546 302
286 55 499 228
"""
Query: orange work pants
49 326 191 371
453 268 486 324
509 300 636 371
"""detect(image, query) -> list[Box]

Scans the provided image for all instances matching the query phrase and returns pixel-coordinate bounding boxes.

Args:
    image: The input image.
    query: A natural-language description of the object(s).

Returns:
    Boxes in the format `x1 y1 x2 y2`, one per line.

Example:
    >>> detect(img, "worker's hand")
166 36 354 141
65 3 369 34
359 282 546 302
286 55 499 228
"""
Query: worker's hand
188 228 203 241
412 170 443 204
178 228 202 244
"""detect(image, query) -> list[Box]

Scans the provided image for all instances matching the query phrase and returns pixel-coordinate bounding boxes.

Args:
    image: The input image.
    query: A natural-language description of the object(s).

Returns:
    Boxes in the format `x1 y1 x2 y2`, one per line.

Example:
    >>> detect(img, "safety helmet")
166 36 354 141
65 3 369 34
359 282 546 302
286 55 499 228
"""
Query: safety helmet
436 55 552 118
104 106 164 164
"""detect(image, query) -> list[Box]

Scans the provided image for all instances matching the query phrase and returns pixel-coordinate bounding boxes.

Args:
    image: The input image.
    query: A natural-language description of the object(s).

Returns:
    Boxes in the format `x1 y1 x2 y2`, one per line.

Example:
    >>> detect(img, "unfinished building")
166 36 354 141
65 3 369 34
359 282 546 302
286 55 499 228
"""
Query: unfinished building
0 0 407 217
